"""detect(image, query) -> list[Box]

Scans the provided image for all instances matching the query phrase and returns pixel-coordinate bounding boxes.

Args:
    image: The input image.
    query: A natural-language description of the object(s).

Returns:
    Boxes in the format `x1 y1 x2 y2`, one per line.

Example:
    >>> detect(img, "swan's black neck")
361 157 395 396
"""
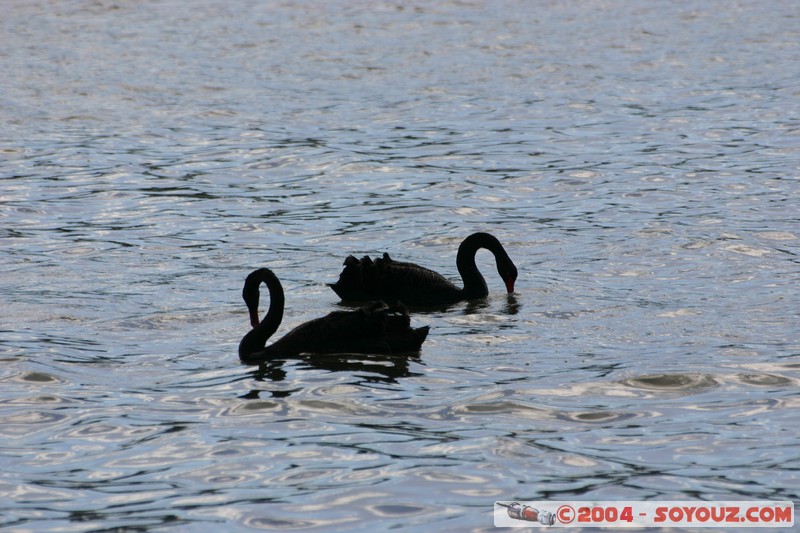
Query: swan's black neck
238 268 284 362
455 232 513 299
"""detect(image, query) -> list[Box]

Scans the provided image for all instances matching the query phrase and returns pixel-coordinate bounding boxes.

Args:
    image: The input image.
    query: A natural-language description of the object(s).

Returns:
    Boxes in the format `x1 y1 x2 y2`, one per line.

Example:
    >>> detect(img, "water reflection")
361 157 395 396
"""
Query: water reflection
620 373 720 393
502 294 521 315
2 0 800 530
247 353 423 396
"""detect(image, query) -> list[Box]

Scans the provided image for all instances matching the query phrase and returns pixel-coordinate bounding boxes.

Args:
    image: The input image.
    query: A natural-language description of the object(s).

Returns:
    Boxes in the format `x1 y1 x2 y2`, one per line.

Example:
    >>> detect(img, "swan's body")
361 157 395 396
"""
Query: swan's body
239 268 429 364
328 232 518 307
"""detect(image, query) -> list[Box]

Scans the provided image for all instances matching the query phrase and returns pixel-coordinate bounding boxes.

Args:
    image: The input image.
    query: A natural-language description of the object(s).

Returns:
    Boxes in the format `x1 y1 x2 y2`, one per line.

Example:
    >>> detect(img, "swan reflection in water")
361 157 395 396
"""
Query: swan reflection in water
242 351 424 398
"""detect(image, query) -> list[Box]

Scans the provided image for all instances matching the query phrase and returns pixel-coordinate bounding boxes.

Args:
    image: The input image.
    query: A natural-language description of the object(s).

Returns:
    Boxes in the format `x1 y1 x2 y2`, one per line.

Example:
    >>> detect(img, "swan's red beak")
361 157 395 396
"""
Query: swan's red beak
504 278 515 294
249 309 261 329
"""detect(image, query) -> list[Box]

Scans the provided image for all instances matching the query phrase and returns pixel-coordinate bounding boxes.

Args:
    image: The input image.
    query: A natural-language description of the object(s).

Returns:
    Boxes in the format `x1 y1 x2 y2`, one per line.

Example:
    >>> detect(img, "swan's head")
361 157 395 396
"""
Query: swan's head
498 258 518 294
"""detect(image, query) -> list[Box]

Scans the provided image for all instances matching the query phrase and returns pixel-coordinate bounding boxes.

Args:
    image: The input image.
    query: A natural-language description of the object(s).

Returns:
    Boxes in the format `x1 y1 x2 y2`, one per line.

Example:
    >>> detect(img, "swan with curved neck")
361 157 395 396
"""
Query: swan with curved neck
239 268 429 364
328 232 518 307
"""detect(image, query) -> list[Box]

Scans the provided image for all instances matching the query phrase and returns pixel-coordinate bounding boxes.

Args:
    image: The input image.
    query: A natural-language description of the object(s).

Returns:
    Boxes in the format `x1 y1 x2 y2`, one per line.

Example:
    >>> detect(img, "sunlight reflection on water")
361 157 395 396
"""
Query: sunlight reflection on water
2 0 799 530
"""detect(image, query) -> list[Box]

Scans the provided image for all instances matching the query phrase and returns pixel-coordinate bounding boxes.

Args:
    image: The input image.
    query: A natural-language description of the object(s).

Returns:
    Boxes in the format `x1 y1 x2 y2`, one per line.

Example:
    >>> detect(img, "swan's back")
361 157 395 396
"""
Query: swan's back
260 301 429 357
329 253 462 306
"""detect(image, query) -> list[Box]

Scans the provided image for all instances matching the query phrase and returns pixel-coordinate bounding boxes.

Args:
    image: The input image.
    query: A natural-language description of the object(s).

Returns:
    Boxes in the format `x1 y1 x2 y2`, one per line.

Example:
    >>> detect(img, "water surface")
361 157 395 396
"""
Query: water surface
2 0 799 530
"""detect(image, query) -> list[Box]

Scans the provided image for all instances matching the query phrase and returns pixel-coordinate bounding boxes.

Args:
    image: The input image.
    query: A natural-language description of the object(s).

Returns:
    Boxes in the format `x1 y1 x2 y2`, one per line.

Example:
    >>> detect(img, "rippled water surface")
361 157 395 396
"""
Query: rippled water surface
2 0 799 530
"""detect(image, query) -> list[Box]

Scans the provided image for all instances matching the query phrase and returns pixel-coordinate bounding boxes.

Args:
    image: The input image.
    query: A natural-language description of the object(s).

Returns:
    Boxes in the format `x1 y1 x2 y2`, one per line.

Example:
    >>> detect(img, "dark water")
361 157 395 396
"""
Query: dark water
2 0 799 530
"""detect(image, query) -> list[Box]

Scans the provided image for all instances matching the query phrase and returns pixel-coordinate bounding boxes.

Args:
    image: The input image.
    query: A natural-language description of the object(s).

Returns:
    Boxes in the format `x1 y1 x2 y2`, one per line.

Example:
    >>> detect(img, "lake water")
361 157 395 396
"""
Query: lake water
2 0 799 531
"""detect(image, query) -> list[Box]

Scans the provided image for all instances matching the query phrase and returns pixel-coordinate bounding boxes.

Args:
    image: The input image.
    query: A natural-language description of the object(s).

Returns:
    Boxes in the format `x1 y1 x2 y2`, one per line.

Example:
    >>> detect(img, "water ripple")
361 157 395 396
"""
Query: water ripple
2 0 799 529
620 373 720 393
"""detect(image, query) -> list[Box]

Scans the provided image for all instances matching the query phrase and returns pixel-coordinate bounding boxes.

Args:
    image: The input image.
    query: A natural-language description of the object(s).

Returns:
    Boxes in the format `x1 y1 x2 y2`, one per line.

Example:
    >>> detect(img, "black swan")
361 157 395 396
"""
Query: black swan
328 232 518 307
238 268 429 364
